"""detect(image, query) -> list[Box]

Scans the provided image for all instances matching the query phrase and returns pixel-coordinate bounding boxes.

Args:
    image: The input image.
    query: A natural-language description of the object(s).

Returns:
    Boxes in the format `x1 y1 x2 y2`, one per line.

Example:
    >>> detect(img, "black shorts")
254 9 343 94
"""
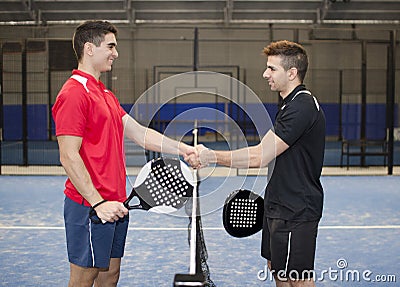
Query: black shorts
261 217 319 280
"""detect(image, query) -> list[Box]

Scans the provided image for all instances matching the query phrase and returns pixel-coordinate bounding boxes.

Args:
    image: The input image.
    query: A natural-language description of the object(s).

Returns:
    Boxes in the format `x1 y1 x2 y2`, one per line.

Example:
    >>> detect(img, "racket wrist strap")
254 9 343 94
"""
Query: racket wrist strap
92 199 107 209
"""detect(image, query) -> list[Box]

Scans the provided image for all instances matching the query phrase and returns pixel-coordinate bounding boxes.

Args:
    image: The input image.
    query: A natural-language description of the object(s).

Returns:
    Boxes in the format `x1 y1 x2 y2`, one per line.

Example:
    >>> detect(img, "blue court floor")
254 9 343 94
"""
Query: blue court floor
0 175 399 286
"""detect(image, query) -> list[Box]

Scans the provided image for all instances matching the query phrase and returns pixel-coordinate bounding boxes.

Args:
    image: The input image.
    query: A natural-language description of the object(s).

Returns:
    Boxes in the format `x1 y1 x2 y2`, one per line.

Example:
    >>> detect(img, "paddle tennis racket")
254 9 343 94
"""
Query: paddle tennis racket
90 157 194 223
222 189 264 238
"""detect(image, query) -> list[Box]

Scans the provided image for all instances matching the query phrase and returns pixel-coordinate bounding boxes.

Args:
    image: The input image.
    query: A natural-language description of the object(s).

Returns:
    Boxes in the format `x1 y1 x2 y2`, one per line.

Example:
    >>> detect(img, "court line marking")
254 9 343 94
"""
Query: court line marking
0 225 399 231
2 165 400 176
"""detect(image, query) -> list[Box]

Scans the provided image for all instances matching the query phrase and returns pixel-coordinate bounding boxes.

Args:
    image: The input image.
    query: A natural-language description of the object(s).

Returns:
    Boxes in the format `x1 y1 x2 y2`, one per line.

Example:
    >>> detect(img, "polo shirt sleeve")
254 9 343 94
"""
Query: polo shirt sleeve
118 104 127 118
52 83 89 137
274 96 316 146
110 92 127 118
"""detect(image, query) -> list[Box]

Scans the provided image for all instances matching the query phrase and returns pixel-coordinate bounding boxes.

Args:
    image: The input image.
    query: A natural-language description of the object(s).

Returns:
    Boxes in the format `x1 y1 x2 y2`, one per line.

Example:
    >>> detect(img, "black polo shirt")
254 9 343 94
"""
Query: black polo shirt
265 85 326 221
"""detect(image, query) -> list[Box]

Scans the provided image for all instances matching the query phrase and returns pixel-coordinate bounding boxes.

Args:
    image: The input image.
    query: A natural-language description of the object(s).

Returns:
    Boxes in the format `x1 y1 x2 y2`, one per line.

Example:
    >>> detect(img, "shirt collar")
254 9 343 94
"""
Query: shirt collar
72 69 107 91
72 69 100 85
282 84 306 105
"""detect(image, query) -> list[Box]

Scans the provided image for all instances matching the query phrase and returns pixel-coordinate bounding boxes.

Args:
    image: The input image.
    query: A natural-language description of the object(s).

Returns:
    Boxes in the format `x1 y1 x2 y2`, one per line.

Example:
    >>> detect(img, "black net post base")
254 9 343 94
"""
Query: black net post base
173 273 205 287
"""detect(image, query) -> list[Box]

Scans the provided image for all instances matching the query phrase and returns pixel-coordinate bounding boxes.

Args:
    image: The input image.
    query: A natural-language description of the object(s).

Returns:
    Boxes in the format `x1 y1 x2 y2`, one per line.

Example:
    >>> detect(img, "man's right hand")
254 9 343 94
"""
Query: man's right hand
94 201 128 222
184 144 216 168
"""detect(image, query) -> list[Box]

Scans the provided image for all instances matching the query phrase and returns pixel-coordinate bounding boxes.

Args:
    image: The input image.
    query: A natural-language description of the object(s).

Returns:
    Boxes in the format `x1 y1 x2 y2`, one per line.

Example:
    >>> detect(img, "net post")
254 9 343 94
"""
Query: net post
173 120 214 287
189 120 198 274
173 273 205 287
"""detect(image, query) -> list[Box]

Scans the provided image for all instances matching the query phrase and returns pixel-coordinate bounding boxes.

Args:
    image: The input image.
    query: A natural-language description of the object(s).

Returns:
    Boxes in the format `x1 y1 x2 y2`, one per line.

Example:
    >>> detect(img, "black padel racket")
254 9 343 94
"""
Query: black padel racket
124 157 194 213
90 157 194 223
222 189 264 238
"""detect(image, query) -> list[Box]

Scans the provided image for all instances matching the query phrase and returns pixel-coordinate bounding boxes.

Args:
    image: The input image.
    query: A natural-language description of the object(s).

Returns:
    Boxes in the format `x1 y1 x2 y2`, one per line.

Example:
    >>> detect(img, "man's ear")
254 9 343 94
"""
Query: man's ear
84 42 94 56
287 67 298 81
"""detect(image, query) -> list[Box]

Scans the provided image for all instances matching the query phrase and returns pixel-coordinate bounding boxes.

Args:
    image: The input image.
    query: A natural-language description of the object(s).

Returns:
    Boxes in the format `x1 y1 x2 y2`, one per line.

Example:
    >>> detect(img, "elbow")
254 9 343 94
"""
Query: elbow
59 151 76 169
59 153 69 168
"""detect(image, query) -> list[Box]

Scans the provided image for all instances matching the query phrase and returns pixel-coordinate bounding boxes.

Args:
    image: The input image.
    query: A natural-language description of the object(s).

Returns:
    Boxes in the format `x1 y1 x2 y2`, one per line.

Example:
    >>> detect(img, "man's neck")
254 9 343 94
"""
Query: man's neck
77 63 101 81
279 81 302 99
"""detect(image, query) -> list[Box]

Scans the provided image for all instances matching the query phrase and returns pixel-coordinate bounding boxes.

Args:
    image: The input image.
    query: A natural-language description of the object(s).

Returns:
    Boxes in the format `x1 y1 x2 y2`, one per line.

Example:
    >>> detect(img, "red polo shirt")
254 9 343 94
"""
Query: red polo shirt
52 70 127 206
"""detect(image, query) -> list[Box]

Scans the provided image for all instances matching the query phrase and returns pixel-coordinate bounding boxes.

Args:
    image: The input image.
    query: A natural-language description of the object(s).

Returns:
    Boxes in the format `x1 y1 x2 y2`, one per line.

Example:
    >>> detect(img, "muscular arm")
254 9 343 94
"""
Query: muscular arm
57 135 103 205
122 114 195 157
57 135 127 222
196 130 289 168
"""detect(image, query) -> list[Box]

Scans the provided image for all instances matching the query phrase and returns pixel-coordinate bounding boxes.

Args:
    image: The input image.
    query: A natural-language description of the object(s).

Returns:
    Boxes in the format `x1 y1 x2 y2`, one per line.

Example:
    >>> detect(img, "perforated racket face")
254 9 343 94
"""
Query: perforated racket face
133 158 194 212
223 189 264 237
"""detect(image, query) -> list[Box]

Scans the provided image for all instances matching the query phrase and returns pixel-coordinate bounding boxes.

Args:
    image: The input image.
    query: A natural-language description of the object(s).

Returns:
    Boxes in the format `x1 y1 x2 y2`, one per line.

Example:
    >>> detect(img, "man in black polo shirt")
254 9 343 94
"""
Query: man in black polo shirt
186 40 325 287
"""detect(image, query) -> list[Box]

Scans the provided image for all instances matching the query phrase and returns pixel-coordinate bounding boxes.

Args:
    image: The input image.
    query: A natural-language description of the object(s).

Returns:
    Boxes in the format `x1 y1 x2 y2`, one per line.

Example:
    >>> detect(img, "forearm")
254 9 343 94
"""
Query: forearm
61 153 103 206
211 146 261 168
143 128 192 156
199 130 288 168
123 114 193 156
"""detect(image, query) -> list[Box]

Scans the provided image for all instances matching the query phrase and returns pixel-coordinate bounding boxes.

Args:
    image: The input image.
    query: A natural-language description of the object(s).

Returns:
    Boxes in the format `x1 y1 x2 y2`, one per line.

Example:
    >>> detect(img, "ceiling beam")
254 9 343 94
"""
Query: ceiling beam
318 0 332 24
0 0 399 26
124 0 135 26
21 0 46 25
224 0 233 26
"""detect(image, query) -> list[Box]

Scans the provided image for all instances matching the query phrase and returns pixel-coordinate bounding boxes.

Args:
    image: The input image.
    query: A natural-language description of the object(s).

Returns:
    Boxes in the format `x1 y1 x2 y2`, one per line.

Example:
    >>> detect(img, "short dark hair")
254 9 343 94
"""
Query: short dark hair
263 40 308 82
72 20 118 62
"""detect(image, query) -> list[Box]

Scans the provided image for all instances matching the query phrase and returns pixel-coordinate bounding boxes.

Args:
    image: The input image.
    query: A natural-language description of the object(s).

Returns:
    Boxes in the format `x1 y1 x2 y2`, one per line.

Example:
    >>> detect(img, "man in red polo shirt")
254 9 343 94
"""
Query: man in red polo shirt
52 20 196 287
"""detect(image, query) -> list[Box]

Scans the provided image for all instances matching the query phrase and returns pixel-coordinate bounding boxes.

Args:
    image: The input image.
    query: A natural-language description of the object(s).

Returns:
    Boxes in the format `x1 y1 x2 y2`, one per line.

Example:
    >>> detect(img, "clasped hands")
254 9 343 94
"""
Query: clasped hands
184 144 216 169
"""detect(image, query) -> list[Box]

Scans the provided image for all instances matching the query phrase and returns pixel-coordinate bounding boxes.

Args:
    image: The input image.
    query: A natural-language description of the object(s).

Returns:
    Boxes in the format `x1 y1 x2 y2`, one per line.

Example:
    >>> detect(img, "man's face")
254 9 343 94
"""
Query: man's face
90 32 119 73
262 55 289 93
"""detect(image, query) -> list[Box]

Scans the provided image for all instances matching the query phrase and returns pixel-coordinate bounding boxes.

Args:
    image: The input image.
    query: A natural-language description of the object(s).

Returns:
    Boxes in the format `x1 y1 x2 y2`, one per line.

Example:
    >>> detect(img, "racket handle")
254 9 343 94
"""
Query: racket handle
89 200 108 224
95 200 108 224
192 121 198 146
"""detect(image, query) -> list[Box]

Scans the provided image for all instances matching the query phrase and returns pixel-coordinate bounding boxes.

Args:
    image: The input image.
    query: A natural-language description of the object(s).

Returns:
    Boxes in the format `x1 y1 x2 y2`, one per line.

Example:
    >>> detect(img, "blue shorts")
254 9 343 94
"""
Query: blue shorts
64 196 129 269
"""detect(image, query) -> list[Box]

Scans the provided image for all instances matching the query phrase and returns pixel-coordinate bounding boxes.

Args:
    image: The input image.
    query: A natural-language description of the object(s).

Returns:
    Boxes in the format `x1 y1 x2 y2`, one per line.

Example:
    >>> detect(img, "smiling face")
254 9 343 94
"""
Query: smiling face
263 55 292 96
262 40 309 99
91 32 118 73
262 55 302 99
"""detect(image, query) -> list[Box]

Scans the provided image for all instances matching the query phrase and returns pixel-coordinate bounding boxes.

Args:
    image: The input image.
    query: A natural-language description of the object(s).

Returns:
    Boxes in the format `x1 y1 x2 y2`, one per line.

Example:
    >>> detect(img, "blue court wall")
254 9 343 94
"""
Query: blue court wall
4 105 49 140
2 103 398 140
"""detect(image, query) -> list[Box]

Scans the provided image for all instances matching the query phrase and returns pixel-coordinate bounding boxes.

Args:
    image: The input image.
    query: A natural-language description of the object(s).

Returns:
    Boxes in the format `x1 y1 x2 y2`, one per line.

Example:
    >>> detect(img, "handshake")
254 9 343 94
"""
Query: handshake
184 144 216 169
